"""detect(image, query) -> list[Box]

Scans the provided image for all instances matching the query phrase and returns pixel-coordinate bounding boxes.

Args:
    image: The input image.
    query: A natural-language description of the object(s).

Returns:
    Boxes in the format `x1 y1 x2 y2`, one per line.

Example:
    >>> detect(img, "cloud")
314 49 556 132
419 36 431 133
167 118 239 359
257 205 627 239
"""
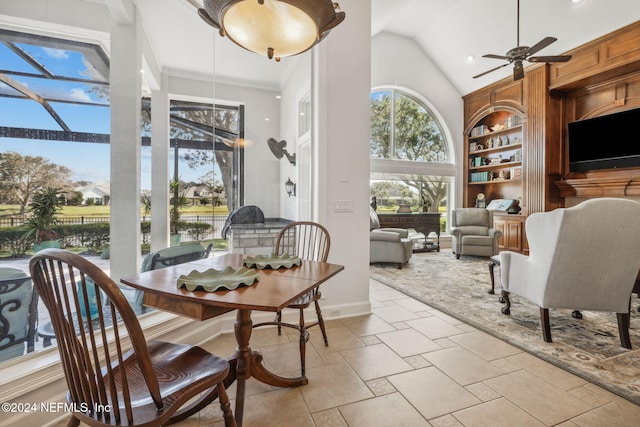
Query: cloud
42 47 69 59
69 88 92 102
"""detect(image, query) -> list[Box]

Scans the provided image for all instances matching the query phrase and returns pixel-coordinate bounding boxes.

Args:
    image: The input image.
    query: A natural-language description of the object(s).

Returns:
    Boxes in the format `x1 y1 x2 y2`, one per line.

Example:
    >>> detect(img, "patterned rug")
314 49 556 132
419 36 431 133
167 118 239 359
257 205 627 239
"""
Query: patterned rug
369 250 640 405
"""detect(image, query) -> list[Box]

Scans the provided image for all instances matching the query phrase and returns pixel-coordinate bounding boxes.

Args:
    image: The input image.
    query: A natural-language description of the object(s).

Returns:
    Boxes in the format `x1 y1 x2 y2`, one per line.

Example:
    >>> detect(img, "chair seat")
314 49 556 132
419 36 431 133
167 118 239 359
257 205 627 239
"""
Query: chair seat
462 235 495 246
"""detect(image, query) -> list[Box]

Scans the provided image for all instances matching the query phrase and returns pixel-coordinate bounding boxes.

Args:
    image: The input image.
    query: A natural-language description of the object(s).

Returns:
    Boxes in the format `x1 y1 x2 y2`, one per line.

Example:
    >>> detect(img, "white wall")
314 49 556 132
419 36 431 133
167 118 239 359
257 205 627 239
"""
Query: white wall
279 54 312 220
371 32 465 208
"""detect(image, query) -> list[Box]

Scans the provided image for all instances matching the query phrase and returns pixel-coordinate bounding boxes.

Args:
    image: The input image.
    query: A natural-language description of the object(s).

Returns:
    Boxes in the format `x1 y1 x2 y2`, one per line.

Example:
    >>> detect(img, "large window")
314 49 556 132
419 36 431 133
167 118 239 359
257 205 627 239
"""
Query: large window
370 88 454 230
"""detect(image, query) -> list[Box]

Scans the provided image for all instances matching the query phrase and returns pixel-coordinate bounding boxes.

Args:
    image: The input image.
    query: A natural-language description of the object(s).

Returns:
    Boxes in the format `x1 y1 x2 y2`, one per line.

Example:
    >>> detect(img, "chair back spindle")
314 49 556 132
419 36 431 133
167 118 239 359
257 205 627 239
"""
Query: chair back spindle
275 221 330 262
30 250 161 425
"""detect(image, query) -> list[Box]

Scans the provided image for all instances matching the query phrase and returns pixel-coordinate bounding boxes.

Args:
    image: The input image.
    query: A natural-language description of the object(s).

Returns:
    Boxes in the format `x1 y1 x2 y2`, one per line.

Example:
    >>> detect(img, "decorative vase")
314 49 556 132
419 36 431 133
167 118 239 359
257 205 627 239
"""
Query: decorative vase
34 239 61 253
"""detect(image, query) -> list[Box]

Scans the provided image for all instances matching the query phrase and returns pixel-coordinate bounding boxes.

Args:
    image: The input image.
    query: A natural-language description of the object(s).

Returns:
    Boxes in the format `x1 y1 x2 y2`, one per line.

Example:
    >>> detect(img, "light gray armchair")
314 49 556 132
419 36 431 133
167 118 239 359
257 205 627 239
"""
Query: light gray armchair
451 208 502 259
500 198 640 348
369 207 413 269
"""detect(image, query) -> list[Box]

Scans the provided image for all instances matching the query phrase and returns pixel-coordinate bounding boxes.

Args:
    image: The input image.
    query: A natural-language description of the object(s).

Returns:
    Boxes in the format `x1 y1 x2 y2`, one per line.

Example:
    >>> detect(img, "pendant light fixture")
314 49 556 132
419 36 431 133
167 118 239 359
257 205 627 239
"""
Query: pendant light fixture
198 0 345 61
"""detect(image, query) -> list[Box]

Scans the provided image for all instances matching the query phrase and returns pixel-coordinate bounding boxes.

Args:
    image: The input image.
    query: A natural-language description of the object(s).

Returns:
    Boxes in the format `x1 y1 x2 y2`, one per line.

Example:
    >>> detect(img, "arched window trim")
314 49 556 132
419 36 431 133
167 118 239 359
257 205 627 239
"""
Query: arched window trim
370 85 456 176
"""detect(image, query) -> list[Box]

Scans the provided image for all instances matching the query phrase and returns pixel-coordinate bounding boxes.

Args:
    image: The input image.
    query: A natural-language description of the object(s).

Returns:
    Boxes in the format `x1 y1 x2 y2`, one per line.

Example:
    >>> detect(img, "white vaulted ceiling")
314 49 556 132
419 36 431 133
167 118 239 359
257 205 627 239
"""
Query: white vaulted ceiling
132 0 640 94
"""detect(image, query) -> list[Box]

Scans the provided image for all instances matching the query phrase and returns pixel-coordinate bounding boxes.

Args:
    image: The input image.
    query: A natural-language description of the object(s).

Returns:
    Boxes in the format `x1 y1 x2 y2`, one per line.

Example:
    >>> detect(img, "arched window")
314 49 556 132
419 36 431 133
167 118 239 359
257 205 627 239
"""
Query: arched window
370 88 455 235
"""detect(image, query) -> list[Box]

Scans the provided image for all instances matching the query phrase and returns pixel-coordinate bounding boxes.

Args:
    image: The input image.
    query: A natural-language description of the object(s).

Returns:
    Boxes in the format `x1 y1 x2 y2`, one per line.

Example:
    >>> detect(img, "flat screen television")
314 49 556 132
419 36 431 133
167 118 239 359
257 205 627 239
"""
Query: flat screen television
568 108 640 172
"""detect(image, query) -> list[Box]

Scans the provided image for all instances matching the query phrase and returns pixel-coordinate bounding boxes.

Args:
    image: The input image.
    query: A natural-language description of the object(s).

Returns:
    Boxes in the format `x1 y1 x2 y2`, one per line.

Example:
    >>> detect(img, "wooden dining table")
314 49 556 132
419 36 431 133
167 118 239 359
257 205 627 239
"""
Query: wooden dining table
120 253 344 426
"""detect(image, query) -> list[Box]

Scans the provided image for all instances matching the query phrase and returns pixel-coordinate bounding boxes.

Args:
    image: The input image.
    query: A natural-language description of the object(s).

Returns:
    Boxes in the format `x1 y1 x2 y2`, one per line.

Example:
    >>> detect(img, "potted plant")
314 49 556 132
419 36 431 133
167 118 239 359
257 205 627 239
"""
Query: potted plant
24 187 63 252
169 179 190 246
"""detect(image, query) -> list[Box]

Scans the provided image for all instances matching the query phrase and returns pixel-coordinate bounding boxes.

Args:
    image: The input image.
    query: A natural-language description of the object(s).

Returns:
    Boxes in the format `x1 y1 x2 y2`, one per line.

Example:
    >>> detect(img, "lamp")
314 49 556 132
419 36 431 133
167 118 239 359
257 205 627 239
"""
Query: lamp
285 177 296 197
198 0 346 61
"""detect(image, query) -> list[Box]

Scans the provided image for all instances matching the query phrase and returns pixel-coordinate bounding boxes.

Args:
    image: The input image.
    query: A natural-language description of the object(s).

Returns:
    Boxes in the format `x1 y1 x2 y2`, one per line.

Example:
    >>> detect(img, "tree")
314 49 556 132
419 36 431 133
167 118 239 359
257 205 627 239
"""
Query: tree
142 103 239 211
0 152 73 215
370 91 448 210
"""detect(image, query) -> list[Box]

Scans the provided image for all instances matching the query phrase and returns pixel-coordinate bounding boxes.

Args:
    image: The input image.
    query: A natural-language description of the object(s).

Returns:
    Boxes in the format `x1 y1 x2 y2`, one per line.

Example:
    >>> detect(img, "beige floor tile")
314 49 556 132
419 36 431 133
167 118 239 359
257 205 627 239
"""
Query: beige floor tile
429 309 466 326
429 414 464 427
404 354 432 369
259 340 324 375
390 321 411 329
369 284 407 301
406 316 466 340
301 362 373 412
395 297 433 312
505 352 587 390
237 388 315 427
372 304 420 323
389 367 481 420
361 334 382 345
422 346 508 386
376 328 441 357
452 397 546 427
449 330 522 360
483 370 593 425
309 325 365 354
464 382 502 402
312 408 348 427
572 401 640 426
342 313 396 336
339 392 430 427
568 385 613 407
340 343 414 381
365 377 397 396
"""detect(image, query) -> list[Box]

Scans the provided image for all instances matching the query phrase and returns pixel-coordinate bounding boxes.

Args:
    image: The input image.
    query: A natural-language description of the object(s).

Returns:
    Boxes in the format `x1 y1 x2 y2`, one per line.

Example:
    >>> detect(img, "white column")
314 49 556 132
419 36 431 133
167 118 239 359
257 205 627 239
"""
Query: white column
150 74 170 252
313 0 372 312
109 3 142 279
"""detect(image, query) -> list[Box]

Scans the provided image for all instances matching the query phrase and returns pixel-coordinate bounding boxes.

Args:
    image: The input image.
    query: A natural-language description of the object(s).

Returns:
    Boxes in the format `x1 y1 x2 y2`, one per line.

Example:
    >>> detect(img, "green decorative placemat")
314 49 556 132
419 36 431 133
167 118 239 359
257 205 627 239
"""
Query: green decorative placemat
177 266 259 292
243 253 302 270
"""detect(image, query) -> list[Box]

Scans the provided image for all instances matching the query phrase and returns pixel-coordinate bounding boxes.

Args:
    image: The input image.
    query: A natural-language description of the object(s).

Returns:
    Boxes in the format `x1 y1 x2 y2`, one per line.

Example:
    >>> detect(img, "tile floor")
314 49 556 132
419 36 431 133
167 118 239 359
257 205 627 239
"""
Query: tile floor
54 278 640 426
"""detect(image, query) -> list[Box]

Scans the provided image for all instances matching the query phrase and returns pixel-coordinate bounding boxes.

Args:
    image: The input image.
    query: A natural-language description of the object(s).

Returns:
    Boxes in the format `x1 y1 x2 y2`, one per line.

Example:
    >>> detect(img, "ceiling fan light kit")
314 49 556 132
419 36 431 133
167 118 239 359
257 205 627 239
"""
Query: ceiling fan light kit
198 0 345 61
473 0 571 81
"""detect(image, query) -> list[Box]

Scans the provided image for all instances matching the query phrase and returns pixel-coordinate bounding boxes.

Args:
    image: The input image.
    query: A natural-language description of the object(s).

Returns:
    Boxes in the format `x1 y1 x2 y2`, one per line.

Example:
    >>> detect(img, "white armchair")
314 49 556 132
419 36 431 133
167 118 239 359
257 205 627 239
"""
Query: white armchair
500 198 640 348
369 207 413 269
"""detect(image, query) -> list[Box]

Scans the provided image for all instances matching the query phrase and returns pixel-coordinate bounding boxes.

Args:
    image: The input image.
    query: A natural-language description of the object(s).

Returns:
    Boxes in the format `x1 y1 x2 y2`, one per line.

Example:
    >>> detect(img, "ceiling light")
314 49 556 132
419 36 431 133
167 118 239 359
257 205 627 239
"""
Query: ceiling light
198 0 346 61
571 0 583 4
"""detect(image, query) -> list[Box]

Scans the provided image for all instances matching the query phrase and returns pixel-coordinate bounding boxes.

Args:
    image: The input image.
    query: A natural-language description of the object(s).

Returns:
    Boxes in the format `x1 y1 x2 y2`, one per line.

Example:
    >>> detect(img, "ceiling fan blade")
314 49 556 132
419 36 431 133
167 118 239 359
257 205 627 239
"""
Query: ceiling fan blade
524 36 557 56
513 61 524 80
482 54 508 60
529 55 572 63
473 63 510 79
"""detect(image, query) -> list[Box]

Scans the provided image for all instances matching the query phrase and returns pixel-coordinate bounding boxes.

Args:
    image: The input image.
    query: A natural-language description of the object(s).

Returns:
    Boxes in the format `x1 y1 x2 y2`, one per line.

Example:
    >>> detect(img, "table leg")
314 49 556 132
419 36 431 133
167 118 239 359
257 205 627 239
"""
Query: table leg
230 309 309 427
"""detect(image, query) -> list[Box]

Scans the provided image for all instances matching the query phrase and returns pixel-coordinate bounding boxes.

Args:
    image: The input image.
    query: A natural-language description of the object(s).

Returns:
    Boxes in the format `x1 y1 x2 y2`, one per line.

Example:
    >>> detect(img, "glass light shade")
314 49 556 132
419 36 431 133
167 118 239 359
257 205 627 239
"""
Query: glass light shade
223 1 318 59
200 0 345 60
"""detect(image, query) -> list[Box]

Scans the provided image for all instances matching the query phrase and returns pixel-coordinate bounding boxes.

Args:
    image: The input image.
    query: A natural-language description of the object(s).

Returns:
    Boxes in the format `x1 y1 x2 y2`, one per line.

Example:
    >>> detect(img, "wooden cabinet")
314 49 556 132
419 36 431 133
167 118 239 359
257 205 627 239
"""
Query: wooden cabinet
377 212 441 251
493 214 527 253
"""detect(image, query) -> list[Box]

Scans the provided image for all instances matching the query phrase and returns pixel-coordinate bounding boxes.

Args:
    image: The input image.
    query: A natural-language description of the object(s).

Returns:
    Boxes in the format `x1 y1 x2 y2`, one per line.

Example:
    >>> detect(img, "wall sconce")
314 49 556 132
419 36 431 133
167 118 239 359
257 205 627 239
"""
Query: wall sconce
285 177 296 197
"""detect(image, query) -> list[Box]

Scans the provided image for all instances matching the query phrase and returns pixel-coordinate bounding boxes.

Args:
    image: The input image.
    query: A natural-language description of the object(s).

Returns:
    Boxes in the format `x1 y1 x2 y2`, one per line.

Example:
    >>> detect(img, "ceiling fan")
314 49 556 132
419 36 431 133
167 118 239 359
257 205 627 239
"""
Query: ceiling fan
473 0 572 81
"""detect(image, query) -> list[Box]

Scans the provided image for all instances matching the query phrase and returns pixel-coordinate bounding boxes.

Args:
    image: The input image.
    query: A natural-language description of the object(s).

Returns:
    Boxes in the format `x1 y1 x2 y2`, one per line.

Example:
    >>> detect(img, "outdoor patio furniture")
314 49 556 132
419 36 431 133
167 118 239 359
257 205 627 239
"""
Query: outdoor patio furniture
0 268 37 362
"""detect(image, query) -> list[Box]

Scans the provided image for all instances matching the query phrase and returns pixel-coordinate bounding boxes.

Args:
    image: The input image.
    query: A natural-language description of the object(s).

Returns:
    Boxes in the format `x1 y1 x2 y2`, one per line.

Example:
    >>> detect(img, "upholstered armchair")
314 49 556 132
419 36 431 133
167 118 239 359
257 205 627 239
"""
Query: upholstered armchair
451 208 502 259
500 198 640 348
369 207 413 268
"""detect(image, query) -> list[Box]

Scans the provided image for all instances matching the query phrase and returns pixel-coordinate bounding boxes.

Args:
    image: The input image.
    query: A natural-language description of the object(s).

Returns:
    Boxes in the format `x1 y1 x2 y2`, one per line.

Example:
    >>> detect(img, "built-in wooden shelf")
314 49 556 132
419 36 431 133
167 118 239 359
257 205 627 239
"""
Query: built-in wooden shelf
555 177 640 197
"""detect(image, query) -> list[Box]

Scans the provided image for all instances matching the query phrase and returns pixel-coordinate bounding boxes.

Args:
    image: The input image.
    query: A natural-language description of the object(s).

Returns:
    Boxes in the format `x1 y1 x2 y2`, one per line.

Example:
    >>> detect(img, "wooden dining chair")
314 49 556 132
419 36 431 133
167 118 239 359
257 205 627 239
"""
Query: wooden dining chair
254 221 331 375
29 249 236 427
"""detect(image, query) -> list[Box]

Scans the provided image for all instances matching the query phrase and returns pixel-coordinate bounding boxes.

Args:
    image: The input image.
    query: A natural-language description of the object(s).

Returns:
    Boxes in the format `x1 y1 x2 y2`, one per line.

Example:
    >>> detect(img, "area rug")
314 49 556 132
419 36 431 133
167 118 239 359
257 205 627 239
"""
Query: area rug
369 250 640 405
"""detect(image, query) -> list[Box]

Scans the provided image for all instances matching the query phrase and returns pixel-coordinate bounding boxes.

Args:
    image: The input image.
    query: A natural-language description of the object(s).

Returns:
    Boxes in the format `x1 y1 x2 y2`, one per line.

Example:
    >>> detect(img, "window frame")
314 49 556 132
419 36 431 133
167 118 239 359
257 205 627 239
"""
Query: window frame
370 86 457 232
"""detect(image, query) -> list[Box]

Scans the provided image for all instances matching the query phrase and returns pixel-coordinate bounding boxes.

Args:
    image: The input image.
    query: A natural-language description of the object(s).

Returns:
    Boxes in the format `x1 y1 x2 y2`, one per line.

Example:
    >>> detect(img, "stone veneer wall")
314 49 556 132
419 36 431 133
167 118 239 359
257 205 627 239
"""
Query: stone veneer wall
229 220 290 255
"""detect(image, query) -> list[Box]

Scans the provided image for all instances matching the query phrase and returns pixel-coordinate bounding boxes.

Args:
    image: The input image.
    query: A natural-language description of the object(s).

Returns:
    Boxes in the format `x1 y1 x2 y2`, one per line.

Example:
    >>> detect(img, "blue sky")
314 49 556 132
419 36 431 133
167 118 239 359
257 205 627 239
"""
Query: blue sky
0 41 210 191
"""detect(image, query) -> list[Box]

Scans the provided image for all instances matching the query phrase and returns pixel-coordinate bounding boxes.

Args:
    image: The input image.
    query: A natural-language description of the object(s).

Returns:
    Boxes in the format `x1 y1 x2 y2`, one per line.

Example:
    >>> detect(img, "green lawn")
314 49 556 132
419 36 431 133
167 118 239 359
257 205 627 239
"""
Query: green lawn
0 204 229 217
